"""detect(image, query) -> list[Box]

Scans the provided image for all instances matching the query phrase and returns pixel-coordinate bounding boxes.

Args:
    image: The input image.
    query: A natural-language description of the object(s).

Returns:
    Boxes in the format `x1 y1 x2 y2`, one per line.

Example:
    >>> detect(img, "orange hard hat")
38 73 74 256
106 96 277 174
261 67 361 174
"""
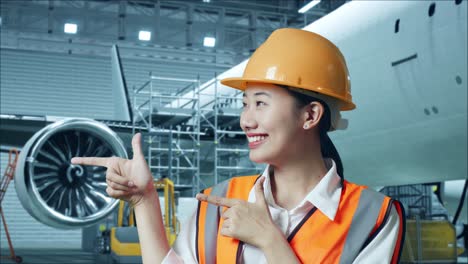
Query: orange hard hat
221 28 355 111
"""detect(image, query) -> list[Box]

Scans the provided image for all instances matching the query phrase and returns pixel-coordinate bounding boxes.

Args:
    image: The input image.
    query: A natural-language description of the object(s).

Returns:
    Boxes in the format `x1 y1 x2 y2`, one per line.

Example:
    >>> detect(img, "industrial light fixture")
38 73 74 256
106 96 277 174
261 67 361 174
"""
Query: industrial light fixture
298 0 321 13
64 23 77 34
138 30 151 41
203 36 216 47
203 0 211 2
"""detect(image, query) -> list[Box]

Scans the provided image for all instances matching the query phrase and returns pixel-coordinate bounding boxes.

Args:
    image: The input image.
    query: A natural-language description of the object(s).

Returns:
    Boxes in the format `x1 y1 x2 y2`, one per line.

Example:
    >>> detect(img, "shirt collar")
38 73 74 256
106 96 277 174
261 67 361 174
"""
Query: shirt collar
250 159 343 221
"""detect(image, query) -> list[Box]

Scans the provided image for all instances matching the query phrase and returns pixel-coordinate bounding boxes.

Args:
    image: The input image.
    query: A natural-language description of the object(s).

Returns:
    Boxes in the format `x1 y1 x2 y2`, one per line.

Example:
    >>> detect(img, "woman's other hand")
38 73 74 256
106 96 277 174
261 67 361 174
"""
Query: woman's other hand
71 133 154 206
196 177 281 250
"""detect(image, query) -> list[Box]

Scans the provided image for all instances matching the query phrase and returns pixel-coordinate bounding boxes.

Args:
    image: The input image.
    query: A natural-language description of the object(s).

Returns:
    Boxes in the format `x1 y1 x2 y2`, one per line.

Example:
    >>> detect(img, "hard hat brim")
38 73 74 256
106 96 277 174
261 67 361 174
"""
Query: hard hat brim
221 77 356 111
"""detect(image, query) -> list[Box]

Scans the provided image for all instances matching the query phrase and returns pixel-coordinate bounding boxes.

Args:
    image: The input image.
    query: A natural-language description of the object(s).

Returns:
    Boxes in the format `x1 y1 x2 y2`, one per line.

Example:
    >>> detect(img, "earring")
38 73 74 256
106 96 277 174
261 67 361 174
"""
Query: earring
303 124 309 129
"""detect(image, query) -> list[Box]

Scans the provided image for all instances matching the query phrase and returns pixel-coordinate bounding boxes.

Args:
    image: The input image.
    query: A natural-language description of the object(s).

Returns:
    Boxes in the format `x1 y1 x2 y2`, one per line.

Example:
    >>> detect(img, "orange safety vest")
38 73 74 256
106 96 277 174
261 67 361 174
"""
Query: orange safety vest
195 175 405 264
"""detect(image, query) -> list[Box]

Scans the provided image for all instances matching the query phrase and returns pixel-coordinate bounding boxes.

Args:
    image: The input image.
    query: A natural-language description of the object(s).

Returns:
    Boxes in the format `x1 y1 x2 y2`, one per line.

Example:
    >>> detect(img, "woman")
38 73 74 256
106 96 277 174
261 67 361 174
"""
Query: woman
72 28 405 263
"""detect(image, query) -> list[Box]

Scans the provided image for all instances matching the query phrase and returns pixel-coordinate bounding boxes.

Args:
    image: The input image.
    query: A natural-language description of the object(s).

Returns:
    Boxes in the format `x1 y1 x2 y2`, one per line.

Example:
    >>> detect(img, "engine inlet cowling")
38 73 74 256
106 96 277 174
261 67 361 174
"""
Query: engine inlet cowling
15 118 127 229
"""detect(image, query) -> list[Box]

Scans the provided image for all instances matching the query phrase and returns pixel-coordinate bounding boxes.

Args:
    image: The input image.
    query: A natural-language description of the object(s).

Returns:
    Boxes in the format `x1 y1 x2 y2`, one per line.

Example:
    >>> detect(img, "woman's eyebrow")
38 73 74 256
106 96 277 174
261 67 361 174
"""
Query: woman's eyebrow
243 91 271 98
254 92 271 97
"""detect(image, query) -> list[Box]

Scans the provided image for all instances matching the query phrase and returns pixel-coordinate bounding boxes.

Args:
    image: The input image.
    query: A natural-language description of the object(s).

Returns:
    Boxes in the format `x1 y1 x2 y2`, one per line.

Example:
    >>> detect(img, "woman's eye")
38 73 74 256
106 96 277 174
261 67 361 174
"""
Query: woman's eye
256 101 266 107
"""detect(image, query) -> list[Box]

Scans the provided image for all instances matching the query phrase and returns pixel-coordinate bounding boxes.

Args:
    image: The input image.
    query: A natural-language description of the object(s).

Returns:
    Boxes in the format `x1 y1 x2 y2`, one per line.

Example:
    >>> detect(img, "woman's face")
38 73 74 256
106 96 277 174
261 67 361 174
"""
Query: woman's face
240 83 305 165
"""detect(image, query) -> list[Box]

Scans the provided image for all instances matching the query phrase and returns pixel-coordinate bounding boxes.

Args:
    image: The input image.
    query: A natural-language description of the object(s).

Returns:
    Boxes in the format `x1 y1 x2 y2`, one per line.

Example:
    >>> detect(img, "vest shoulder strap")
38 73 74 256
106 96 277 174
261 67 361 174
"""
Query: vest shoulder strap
341 182 405 263
339 186 389 263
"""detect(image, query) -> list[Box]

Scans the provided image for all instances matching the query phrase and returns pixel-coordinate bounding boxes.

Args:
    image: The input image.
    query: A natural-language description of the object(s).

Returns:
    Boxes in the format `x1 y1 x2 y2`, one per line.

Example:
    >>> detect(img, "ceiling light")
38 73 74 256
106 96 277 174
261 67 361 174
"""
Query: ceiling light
138 30 151 41
203 0 210 2
64 23 77 34
298 0 321 14
203 36 216 47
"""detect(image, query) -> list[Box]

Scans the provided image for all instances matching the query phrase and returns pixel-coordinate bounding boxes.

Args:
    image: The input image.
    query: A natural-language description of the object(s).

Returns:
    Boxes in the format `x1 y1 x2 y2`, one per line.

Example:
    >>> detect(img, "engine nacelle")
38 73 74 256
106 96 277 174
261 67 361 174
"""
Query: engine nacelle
15 118 127 229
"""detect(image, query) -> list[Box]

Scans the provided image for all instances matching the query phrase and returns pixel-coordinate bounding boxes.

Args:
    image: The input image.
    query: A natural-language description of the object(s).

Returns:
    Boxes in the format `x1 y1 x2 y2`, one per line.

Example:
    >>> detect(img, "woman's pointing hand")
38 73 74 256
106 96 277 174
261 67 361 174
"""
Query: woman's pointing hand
196 177 279 249
71 133 154 206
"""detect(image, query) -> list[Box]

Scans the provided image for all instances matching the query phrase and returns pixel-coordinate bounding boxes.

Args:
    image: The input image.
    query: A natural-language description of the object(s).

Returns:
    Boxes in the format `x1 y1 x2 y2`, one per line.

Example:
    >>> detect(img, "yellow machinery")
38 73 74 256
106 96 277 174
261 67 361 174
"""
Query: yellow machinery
401 219 464 263
110 178 179 263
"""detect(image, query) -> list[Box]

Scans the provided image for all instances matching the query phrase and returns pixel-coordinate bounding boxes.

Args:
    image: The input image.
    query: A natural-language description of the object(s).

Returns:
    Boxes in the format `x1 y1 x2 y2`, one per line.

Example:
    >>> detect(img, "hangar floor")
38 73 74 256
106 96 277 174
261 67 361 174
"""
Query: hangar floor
0 249 114 264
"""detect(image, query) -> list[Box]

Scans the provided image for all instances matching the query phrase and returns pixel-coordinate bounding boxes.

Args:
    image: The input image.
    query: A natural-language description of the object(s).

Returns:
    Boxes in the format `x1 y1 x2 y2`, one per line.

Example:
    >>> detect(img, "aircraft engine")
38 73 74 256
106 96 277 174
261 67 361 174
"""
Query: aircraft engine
14 118 127 229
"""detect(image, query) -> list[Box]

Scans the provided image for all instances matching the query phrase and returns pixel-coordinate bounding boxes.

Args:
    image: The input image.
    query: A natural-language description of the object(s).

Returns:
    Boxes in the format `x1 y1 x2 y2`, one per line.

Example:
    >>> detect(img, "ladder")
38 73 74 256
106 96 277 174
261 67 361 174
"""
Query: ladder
0 148 22 263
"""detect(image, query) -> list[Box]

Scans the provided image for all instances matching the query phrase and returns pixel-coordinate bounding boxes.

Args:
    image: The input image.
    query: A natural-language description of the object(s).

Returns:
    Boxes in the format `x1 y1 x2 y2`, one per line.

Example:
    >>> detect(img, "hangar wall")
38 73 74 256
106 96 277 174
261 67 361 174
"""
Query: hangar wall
0 48 226 120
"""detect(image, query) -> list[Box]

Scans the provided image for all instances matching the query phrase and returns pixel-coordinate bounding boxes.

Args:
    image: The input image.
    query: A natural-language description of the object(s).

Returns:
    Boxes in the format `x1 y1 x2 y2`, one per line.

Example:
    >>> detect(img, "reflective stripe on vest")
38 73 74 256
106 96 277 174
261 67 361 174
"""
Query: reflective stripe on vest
197 179 230 264
196 177 404 264
340 188 385 263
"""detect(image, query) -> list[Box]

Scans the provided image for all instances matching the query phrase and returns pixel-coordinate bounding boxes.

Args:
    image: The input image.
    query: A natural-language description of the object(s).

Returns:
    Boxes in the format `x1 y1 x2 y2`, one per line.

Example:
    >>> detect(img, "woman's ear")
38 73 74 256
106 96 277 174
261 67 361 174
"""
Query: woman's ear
303 101 324 130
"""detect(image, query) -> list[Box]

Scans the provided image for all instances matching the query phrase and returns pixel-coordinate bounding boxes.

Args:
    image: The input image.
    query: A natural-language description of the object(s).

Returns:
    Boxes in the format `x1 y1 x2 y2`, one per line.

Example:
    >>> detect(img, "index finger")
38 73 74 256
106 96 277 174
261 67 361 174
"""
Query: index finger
71 157 110 167
196 193 240 208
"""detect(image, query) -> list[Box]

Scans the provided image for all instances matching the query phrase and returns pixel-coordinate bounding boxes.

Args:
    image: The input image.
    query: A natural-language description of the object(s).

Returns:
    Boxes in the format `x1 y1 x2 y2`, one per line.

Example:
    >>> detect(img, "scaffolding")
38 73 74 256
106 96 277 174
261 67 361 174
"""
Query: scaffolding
381 184 434 219
132 74 202 195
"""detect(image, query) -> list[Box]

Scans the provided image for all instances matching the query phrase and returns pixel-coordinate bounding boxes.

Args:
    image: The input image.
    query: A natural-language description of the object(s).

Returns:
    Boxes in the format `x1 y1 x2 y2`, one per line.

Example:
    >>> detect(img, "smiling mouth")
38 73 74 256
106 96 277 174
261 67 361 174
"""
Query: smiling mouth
246 133 268 149
247 135 268 143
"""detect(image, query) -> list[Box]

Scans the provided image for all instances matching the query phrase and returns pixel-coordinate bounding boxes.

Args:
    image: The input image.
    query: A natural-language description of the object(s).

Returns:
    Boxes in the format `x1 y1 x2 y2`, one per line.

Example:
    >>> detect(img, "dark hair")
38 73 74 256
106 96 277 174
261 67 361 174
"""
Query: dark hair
285 87 345 179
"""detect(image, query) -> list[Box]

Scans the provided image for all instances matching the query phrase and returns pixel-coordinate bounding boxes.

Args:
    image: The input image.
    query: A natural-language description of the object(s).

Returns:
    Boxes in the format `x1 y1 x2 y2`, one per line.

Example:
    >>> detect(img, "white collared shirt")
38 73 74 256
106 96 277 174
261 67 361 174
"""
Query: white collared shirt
164 159 401 263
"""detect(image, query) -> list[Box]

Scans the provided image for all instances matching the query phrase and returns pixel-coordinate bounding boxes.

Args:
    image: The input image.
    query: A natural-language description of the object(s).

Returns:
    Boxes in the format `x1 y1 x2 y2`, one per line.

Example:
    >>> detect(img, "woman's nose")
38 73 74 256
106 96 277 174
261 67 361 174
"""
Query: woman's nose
240 109 258 131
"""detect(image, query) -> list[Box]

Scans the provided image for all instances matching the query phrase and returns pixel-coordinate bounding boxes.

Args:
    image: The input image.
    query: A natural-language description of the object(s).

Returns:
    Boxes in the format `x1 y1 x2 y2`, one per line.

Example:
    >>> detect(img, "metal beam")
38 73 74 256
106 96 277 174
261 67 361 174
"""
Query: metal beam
48 0 54 34
118 1 126 40
249 11 257 52
186 5 193 47
216 8 225 49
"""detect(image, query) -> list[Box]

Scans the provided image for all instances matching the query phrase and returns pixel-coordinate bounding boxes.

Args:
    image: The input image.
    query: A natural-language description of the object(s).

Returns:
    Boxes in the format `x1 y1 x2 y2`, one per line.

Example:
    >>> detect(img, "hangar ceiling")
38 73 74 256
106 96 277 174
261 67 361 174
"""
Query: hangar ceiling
0 0 347 65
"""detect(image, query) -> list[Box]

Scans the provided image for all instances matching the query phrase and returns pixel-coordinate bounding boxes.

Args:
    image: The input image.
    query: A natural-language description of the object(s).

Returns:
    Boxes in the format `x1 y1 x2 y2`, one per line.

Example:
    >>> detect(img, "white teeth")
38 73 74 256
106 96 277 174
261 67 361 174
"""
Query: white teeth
248 136 267 143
